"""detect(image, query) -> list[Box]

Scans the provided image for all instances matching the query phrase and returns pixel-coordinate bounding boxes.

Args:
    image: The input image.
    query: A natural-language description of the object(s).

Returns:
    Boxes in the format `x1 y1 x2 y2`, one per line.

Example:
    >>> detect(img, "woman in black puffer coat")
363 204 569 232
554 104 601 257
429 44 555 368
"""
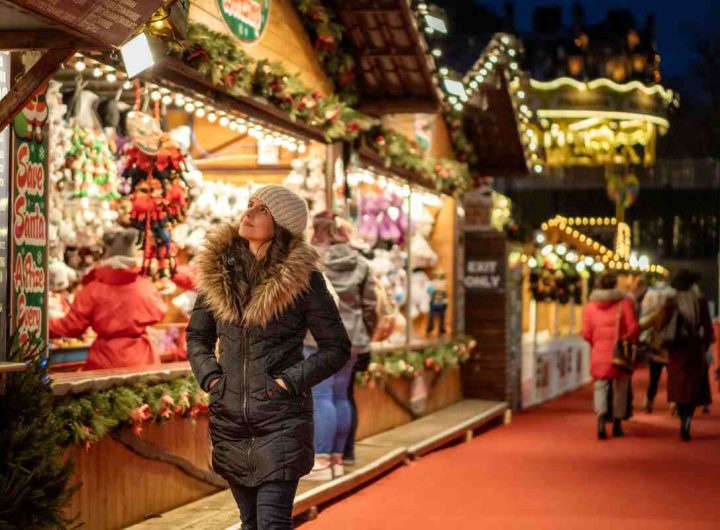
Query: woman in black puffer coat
187 185 350 530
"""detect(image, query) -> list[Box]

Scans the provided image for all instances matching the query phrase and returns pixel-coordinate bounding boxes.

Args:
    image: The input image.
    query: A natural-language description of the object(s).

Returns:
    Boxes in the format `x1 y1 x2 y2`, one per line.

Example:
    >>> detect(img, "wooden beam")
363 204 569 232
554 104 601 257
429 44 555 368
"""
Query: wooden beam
0 47 75 133
0 30 99 50
360 97 439 115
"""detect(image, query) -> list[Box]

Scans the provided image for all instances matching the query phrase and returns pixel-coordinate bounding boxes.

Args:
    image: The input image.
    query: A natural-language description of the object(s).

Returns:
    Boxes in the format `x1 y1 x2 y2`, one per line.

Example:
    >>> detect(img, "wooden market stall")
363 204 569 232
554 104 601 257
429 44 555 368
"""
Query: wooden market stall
519 215 668 408
0 1 478 528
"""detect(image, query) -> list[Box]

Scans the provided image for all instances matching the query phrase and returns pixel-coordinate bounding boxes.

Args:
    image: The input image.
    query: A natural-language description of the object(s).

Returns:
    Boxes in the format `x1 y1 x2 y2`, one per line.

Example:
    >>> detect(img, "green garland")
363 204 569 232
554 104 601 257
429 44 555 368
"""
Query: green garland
169 23 372 142
445 108 477 166
169 23 470 195
356 336 477 386
367 126 472 196
292 0 359 106
53 375 208 447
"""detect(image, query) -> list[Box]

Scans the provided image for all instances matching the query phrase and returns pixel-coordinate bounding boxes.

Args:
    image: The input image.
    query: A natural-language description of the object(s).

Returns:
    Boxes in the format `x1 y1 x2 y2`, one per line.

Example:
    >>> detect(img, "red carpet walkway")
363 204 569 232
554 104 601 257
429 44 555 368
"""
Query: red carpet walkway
304 371 720 530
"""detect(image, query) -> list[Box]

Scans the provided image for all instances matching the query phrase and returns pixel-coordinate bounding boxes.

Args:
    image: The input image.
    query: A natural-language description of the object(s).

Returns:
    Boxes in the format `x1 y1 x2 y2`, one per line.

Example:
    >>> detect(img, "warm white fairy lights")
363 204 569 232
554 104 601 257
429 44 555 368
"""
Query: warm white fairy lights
410 15 544 175
65 54 309 154
540 215 667 275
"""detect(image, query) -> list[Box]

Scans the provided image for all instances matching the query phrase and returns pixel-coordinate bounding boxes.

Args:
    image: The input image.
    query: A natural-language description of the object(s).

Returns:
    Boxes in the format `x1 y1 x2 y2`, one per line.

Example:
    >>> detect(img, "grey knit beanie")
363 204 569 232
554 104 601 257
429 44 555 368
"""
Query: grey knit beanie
250 185 309 236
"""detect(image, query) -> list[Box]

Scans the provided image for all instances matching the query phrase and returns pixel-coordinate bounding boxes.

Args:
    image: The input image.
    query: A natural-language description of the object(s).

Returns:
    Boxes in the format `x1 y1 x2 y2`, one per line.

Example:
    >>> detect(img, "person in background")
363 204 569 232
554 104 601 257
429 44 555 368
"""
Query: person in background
304 211 378 479
50 227 167 370
582 272 639 440
187 186 350 529
656 269 714 441
639 276 675 413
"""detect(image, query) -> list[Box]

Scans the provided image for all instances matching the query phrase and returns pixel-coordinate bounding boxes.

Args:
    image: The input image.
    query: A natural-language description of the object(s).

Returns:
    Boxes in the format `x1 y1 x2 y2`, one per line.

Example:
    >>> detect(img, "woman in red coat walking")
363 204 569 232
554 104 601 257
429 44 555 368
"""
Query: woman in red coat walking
50 228 167 370
656 269 714 441
582 273 639 439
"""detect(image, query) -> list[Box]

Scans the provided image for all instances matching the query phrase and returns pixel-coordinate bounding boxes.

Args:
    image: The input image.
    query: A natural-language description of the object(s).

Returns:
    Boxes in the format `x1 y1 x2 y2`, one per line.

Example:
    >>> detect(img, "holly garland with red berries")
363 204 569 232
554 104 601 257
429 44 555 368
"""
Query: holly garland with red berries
53 375 208 447
355 337 477 387
368 126 471 195
291 0 360 106
168 23 471 196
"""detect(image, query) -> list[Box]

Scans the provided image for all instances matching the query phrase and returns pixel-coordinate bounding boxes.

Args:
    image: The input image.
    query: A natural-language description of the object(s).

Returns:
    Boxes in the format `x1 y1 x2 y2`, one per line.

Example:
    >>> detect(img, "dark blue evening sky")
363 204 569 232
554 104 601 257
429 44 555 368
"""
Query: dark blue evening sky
481 0 720 78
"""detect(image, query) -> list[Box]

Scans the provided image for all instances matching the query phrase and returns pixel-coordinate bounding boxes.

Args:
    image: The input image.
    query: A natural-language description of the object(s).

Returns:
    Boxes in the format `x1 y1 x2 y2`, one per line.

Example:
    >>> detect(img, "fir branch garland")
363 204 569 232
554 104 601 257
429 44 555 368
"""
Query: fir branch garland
169 23 470 195
365 126 472 196
169 23 371 142
53 375 208 447
291 0 360 106
356 336 477 386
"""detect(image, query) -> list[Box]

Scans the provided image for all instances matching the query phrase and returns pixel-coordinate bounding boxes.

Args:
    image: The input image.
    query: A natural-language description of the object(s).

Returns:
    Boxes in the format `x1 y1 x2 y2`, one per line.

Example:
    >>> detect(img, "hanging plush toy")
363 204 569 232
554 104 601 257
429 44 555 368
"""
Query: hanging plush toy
120 113 189 279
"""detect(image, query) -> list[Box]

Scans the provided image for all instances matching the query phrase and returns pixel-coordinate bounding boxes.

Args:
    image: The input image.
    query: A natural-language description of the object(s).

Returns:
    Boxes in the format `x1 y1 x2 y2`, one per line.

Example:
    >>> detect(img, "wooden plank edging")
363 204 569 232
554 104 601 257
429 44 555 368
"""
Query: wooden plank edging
407 402 508 457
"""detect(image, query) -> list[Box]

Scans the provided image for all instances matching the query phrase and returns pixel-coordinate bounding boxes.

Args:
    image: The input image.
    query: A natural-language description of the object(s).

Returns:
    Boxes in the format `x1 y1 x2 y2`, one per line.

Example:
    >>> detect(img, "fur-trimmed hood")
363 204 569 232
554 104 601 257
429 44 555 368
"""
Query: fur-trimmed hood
589 288 627 305
193 222 320 327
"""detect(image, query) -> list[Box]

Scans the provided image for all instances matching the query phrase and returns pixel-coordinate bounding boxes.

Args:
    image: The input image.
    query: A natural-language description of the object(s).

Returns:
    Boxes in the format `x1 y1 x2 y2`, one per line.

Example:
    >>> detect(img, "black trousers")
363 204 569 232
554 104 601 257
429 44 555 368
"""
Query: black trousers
228 479 299 530
647 359 666 403
344 352 370 460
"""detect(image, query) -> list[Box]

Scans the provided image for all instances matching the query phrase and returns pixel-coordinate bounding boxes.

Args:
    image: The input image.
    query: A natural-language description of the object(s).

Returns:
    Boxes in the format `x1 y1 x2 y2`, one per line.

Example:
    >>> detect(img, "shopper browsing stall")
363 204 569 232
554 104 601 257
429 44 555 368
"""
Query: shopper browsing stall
304 212 378 480
49 227 167 370
187 186 350 530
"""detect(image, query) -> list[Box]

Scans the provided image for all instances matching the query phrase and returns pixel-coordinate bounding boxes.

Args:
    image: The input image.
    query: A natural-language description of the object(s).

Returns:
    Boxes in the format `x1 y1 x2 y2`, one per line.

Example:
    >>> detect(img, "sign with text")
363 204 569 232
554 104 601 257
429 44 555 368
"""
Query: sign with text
0 53 10 360
10 88 49 347
14 0 165 47
218 0 270 42
464 258 504 292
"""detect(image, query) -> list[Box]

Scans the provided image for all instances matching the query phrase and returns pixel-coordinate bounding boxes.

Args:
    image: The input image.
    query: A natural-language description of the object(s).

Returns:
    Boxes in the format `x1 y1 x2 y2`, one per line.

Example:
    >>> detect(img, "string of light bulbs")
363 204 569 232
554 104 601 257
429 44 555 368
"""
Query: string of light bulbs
67 54 308 154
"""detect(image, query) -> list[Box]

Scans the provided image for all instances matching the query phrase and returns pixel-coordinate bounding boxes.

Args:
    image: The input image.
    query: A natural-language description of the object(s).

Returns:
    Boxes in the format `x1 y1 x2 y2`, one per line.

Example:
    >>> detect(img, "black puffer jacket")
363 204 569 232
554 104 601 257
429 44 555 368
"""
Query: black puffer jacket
186 223 351 487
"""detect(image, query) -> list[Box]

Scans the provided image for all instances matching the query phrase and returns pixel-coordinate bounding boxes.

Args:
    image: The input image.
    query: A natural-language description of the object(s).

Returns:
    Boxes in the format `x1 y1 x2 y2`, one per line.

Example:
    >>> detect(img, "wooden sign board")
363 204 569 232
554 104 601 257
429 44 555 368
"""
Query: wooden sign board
13 0 166 47
10 87 49 348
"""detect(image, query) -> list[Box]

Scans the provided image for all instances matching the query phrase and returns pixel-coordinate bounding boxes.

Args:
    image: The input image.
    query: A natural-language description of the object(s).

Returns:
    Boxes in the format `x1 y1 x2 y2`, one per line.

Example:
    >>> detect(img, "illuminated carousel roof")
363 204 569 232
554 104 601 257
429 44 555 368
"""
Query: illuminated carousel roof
526 77 678 170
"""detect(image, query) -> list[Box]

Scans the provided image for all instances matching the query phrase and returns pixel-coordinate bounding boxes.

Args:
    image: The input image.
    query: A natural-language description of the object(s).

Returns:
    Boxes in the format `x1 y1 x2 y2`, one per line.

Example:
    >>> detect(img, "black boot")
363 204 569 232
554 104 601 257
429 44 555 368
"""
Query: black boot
597 416 607 440
680 417 692 442
612 419 624 438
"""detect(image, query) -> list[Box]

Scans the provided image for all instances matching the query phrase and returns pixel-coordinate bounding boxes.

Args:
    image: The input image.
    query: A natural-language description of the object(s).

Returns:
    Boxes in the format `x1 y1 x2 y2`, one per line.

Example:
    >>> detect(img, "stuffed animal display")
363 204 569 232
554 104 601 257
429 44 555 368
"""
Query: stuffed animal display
282 158 325 216
170 124 255 255
47 82 120 263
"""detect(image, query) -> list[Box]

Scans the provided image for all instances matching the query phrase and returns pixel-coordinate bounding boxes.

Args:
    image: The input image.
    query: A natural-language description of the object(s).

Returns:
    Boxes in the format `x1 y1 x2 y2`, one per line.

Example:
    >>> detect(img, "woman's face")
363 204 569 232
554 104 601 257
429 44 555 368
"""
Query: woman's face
239 198 275 243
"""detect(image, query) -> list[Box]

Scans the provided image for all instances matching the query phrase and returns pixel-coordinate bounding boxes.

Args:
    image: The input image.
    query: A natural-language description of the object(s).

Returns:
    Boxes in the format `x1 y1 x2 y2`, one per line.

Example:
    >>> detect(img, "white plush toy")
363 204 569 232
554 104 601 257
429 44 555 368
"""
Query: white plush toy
409 271 431 320
48 260 79 320
283 158 306 191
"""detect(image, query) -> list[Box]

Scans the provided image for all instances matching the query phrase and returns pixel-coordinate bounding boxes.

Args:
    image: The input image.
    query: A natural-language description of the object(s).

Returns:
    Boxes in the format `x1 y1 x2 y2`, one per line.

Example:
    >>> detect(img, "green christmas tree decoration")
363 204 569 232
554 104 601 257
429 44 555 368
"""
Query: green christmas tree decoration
0 335 78 530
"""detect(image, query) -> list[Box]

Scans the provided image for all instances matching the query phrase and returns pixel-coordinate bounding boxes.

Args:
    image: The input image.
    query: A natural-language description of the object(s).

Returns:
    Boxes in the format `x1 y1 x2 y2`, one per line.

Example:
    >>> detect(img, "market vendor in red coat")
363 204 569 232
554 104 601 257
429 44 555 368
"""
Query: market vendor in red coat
50 227 167 370
582 272 639 440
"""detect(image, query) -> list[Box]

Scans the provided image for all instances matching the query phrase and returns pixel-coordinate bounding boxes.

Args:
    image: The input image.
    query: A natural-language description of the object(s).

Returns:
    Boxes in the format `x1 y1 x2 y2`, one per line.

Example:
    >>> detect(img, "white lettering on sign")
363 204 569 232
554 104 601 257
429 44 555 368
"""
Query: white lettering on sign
465 260 503 291
464 275 502 289
467 260 498 274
